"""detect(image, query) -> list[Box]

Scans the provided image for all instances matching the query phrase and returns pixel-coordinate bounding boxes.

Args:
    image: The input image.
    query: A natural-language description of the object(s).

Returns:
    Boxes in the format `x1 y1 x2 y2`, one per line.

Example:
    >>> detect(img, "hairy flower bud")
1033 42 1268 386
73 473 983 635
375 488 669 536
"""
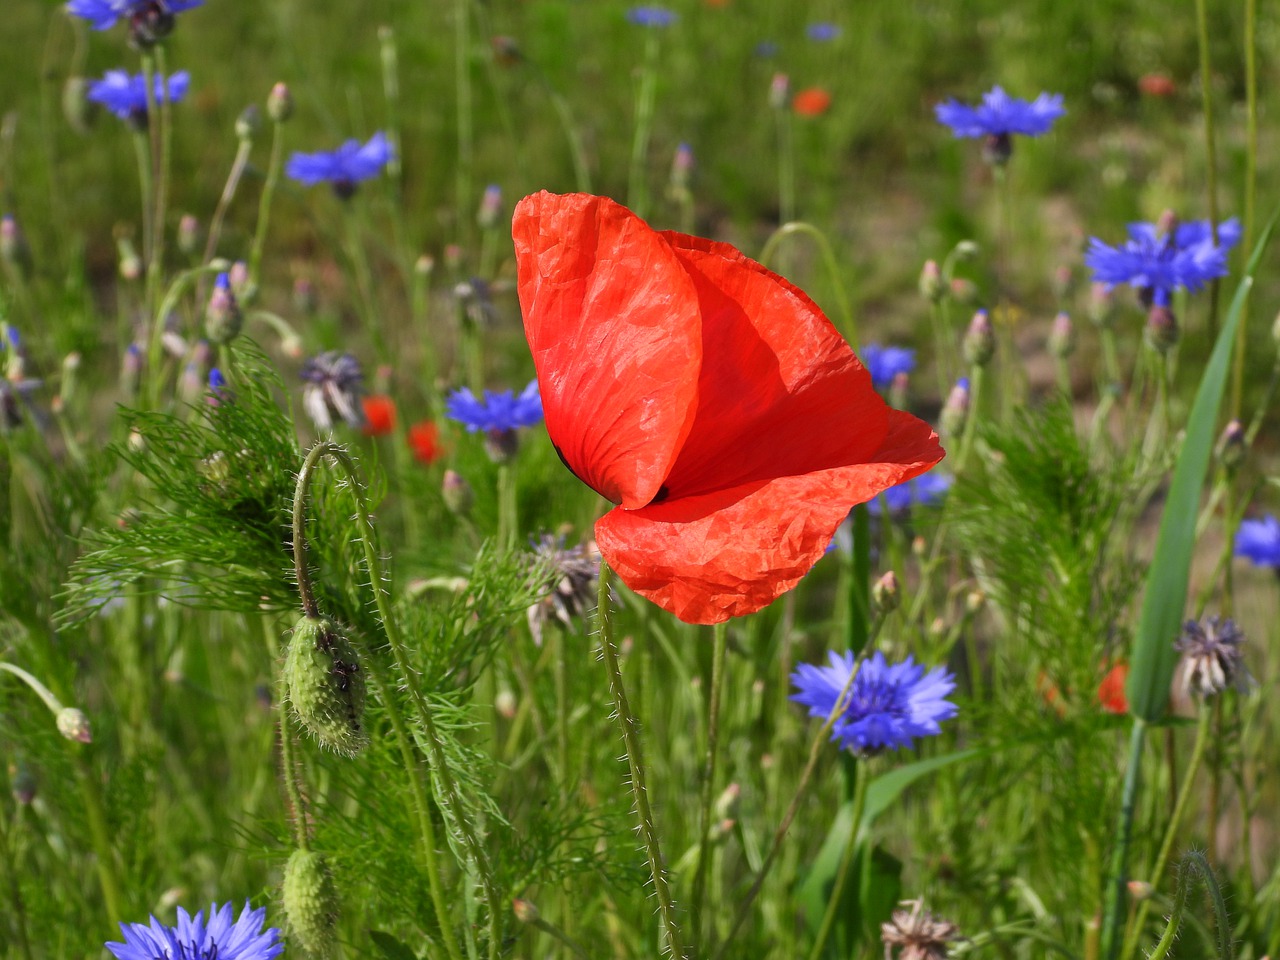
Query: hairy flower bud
918 260 944 303
285 616 367 755
282 848 340 955
939 377 969 438
204 273 243 344
56 707 92 743
267 82 293 123
873 570 900 615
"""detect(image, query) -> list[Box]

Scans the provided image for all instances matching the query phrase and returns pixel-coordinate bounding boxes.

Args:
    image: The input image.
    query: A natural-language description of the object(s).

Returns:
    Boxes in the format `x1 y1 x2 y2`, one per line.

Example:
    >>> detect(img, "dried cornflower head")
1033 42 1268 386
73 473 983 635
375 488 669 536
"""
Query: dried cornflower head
881 900 960 960
301 351 365 432
1175 615 1251 698
526 533 601 646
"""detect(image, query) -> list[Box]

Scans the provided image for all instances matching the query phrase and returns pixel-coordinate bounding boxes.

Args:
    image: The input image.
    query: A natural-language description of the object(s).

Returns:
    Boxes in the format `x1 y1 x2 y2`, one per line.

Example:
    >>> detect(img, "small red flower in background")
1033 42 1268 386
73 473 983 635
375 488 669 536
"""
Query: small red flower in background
1138 73 1176 98
792 87 833 117
409 420 443 464
361 394 397 436
1097 661 1129 715
513 191 943 624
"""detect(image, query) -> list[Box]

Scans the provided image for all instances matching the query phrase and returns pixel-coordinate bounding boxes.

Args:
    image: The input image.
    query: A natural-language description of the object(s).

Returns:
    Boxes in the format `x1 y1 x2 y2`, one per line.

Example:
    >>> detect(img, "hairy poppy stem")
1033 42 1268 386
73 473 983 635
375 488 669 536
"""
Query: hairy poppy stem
713 657 865 960
596 562 686 958
691 620 729 951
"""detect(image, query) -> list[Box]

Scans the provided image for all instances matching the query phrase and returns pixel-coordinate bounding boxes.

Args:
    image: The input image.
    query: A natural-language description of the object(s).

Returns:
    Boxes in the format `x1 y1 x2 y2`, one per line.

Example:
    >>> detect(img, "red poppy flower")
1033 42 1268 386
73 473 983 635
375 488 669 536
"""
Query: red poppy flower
792 87 833 117
1097 661 1129 715
513 191 943 624
409 420 443 464
361 394 397 436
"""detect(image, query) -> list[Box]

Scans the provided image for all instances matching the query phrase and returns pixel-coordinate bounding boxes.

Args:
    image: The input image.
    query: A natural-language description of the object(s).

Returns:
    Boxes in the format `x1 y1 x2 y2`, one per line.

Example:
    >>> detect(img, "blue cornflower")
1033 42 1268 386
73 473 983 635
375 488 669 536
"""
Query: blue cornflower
791 650 957 754
806 22 841 41
87 69 189 125
285 132 393 198
866 472 952 517
67 0 202 33
626 5 677 27
1234 515 1280 568
861 344 916 387
1085 216 1240 306
446 380 543 433
106 901 283 960
935 85 1064 164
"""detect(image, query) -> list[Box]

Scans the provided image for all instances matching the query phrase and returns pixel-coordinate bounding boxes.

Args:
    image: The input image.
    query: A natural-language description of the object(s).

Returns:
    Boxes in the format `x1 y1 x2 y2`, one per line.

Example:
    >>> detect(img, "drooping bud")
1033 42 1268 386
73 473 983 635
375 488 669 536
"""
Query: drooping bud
918 259 944 303
204 273 243 344
267 82 293 123
56 707 92 743
284 616 368 756
282 847 340 956
1048 311 1075 359
873 571 900 616
442 469 473 517
940 377 969 438
235 104 262 142
952 240 980 262
177 214 201 256
962 309 995 366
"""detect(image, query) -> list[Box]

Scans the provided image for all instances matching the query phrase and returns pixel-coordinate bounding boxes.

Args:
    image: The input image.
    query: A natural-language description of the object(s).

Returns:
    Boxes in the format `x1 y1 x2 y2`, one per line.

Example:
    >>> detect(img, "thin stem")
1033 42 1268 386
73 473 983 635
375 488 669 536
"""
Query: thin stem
150 44 174 318
807 758 871 960
1146 851 1233 960
713 657 866 960
596 562 686 958
1232 0 1258 420
627 31 660 219
247 119 285 294
0 661 65 715
1100 718 1148 960
201 138 252 270
955 364 985 473
276 696 311 851
1122 705 1213 960
691 620 729 952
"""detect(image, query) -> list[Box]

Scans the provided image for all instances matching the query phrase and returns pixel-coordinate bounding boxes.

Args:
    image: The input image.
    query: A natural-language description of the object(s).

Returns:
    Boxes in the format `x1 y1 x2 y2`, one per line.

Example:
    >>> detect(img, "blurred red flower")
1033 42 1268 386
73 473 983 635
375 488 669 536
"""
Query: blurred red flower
1097 661 1129 715
792 87 833 116
409 420 443 464
513 191 943 623
361 394 397 436
1138 73 1176 98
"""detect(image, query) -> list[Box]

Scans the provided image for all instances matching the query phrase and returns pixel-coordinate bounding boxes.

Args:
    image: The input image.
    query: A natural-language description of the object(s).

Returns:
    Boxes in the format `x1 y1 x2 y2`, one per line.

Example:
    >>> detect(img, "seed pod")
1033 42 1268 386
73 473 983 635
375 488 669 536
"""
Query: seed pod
285 616 368 756
282 848 340 956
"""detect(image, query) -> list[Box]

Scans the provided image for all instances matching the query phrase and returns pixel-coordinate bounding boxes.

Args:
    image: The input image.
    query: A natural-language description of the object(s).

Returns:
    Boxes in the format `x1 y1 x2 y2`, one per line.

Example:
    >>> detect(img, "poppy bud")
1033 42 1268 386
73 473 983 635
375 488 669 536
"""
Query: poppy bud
62 75 98 133
442 470 473 516
284 616 368 756
477 184 503 230
769 73 789 110
918 260 944 303
204 273 242 344
940 377 969 438
267 82 293 123
1217 419 1246 472
56 707 92 743
1048 311 1074 359
177 213 201 256
1144 302 1178 354
282 848 340 955
235 104 261 143
962 309 995 366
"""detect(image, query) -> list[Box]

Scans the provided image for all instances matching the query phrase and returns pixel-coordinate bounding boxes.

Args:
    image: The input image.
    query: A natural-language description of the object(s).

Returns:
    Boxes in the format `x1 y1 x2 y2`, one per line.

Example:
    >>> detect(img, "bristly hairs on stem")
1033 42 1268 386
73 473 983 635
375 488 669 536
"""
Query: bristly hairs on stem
1145 850 1234 960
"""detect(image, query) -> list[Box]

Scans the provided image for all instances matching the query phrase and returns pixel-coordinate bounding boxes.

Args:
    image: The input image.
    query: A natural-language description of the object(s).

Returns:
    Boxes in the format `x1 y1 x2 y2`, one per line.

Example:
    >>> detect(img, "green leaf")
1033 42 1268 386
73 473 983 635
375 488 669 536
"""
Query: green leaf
368 929 423 960
1126 215 1276 721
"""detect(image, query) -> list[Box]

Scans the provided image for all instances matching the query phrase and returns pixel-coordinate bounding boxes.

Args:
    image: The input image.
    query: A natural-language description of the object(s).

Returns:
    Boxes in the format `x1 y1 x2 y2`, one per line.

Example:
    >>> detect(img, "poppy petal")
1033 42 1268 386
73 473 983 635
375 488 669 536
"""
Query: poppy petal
596 409 943 623
657 233 891 499
514 192 701 508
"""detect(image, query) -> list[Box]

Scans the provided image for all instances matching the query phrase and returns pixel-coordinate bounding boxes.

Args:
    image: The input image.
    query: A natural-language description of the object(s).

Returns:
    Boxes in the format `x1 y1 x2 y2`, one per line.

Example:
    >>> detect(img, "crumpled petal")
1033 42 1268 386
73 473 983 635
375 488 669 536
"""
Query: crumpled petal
515 192 700 508
596 409 941 623
658 232 889 499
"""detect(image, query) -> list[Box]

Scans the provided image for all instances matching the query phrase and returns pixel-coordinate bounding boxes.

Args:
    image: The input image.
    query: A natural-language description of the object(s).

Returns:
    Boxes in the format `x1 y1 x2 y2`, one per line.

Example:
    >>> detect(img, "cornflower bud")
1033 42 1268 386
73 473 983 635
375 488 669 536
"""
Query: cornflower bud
940 377 969 438
1048 311 1075 359
282 848 340 954
873 570 899 615
267 82 293 123
962 309 995 366
918 259 944 303
235 104 261 142
1144 301 1178 354
177 214 200 256
204 273 243 344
